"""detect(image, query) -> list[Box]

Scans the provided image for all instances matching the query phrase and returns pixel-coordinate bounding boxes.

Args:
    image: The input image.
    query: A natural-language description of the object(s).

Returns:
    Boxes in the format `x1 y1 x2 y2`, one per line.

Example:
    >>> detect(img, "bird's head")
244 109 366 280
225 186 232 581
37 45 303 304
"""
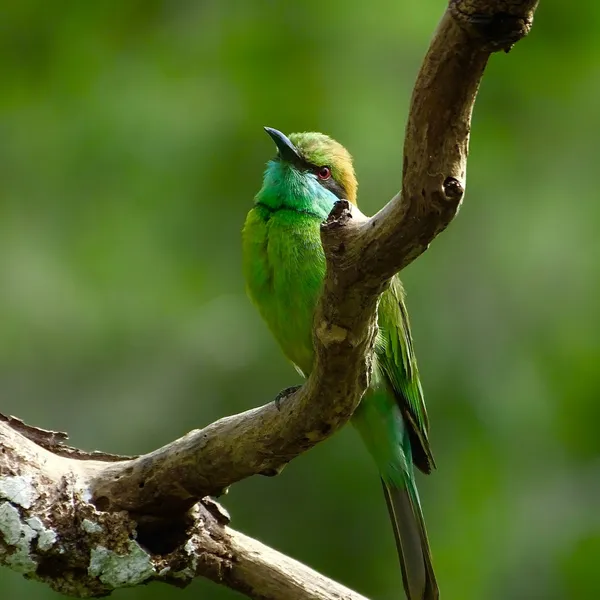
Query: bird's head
255 127 357 219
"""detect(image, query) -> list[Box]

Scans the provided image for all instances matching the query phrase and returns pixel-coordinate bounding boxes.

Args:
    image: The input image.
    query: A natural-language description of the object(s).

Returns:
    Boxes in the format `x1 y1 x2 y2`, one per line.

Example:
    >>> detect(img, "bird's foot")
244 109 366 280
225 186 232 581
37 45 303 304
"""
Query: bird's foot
274 385 301 411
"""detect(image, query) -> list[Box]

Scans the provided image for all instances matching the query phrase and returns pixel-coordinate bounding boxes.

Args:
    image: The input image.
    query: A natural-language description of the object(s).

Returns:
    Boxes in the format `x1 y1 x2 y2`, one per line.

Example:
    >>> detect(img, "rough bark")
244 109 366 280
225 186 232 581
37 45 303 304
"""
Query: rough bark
0 1 539 598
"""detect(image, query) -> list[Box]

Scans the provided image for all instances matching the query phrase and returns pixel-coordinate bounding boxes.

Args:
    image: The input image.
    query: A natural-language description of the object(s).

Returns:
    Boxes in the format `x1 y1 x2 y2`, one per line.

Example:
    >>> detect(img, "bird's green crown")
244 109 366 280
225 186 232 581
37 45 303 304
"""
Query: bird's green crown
255 128 358 219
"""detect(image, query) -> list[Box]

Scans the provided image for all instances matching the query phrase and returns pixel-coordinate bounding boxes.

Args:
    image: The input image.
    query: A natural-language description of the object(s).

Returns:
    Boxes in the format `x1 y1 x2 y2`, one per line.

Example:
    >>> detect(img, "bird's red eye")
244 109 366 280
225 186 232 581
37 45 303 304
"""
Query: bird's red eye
317 166 331 180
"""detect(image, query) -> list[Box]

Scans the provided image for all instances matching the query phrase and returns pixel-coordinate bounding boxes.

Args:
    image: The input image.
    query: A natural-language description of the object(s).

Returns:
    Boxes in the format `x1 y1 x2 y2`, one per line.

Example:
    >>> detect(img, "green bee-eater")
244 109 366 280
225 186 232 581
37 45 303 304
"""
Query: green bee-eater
242 127 438 600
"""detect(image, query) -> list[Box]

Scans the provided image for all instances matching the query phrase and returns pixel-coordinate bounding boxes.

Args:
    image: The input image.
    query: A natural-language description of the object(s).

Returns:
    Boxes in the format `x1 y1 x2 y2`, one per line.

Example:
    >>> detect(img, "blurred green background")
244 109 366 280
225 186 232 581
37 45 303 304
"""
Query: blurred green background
1 1 599 599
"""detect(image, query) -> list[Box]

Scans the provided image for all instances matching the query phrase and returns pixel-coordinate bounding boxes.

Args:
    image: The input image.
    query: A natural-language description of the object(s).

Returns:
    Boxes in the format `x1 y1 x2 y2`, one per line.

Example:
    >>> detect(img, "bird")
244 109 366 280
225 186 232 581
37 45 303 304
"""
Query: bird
242 127 438 600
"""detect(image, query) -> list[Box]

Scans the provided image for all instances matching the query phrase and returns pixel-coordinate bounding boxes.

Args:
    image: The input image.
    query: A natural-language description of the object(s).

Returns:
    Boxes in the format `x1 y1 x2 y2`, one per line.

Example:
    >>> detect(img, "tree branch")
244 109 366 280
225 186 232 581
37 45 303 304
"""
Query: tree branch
0 1 539 598
0 419 366 599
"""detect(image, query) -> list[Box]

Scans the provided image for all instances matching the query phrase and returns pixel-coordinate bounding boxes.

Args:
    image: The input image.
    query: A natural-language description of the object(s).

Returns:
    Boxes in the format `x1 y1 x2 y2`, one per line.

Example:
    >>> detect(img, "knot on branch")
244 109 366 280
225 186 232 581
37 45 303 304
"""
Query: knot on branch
325 199 353 227
321 200 354 254
320 200 370 271
451 0 538 52
442 176 465 202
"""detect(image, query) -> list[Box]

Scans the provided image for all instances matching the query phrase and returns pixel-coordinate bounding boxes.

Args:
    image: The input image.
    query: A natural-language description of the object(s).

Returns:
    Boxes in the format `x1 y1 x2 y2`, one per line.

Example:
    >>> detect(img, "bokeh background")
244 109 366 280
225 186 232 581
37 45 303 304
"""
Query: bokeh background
1 1 599 599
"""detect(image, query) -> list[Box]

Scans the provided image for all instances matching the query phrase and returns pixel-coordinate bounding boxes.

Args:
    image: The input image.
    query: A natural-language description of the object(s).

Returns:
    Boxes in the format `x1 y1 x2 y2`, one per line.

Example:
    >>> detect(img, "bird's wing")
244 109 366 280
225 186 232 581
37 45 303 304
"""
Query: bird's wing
377 276 435 474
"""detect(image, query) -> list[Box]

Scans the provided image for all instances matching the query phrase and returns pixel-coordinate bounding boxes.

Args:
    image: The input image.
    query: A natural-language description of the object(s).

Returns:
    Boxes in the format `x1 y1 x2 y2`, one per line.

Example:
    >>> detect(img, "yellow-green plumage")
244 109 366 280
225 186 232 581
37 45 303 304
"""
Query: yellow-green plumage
242 206 325 376
242 128 438 600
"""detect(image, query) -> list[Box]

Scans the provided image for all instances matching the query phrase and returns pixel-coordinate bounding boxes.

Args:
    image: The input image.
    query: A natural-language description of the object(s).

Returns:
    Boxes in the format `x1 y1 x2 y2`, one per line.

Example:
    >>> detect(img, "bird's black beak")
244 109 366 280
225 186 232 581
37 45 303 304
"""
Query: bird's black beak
264 127 302 165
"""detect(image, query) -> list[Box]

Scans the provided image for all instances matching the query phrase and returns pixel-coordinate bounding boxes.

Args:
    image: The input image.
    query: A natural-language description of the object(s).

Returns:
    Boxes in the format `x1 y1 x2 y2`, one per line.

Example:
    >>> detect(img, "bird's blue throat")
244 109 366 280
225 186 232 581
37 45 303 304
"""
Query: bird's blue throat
254 160 337 220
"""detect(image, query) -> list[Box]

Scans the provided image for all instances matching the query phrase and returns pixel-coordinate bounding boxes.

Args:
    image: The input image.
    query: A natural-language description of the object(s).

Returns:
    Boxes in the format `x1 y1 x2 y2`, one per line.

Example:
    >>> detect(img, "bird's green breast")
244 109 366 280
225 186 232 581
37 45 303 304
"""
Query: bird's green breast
242 205 326 376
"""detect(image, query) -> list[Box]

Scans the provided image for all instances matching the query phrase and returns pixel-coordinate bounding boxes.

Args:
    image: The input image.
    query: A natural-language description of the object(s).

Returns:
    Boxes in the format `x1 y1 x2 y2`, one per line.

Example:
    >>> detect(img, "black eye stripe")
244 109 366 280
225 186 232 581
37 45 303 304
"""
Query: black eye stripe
319 177 347 200
295 153 348 200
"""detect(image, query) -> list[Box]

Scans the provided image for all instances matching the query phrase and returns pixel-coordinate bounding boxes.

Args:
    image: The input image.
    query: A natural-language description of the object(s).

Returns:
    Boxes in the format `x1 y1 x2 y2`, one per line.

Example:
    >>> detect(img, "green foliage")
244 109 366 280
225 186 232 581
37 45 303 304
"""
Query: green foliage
0 1 597 599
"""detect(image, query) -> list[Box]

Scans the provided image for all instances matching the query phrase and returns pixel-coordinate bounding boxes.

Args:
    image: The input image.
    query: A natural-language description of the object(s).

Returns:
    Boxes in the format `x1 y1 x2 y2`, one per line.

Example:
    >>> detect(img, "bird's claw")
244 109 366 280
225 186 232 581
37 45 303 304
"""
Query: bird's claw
274 385 301 411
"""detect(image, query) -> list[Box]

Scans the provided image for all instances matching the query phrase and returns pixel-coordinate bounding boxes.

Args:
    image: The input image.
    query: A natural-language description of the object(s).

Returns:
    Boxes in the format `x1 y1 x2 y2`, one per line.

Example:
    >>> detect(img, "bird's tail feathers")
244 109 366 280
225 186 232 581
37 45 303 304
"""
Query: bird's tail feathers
381 479 438 600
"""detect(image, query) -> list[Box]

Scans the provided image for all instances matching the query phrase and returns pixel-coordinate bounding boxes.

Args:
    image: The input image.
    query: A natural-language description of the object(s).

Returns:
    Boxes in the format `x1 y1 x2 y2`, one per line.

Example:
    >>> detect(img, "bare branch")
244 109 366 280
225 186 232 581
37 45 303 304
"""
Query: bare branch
0 1 539 598
224 529 368 600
